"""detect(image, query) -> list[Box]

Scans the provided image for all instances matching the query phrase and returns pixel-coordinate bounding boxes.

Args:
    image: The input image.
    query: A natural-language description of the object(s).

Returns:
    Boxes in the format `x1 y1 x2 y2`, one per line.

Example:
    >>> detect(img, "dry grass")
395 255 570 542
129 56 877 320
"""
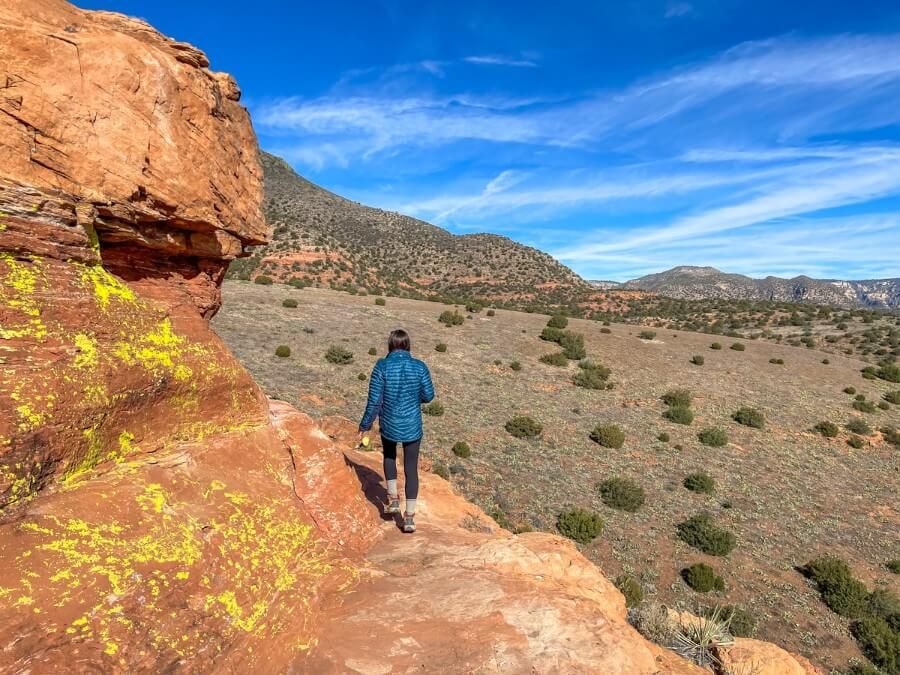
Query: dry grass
213 281 900 671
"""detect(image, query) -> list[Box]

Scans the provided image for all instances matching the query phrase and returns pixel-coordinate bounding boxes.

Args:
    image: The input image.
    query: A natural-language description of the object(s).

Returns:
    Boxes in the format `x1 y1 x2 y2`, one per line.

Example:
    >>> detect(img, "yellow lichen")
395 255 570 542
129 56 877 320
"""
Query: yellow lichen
72 333 98 370
76 264 136 309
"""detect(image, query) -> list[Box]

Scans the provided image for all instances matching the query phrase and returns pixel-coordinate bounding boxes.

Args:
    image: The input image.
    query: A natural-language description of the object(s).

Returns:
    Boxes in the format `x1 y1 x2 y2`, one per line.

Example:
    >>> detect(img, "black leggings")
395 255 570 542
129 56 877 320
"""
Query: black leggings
381 436 421 500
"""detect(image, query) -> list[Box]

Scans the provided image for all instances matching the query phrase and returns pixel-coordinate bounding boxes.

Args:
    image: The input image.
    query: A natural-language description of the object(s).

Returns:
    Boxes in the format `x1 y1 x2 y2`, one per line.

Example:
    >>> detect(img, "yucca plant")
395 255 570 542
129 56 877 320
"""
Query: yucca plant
671 605 735 668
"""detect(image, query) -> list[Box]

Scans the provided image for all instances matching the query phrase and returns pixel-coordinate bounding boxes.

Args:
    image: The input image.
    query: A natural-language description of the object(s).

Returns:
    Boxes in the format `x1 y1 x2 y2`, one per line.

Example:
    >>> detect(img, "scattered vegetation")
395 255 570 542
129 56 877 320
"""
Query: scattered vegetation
676 513 736 556
375 297 386 306
282 298 298 308
573 360 612 389
813 421 839 438
683 472 715 494
422 401 445 416
690 355 704 365
682 563 725 593
846 418 872 435
505 416 543 439
730 342 745 351
435 342 447 352
547 315 569 329
664 406 695 425
540 352 569 367
439 310 465 327
732 406 765 429
556 508 604 544
639 330 657 340
710 342 722 350
452 441 471 458
254 275 273 285
598 477 646 512
509 360 522 371
615 574 644 608
847 434 866 449
275 345 291 358
698 427 728 447
325 345 354 364
590 423 625 449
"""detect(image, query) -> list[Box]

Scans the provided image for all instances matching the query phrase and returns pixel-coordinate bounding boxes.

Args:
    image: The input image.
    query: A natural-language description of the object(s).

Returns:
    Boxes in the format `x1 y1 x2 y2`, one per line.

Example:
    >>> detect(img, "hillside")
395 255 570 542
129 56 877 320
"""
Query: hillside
622 266 900 310
227 152 593 308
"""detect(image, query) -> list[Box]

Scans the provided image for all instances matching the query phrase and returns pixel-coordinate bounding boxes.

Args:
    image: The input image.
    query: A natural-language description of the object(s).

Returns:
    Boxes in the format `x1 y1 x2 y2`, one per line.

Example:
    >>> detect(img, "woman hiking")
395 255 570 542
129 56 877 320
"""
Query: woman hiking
357 328 435 533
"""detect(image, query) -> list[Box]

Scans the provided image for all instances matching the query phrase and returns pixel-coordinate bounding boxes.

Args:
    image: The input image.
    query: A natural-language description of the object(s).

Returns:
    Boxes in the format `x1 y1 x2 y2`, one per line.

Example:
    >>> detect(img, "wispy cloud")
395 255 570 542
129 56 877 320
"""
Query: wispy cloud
665 2 694 18
463 55 538 68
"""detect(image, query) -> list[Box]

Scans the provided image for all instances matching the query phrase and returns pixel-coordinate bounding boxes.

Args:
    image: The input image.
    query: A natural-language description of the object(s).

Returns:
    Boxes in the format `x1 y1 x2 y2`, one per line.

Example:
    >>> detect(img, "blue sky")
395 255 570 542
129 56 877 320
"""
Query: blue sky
78 1 900 281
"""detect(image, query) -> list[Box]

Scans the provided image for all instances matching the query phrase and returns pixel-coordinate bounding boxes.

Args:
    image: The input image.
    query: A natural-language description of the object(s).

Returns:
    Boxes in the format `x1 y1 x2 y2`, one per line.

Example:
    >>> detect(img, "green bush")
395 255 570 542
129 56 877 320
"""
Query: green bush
325 345 354 364
662 388 692 407
847 418 872 435
884 391 900 405
357 372 367 381
368 347 377 356
730 342 746 351
540 352 569 367
663 406 694 425
733 406 765 429
822 358 830 364
676 512 736 556
540 326 565 343
690 355 705 365
509 360 522 371
282 298 298 308
862 366 878 380
486 309 496 317
683 472 715 494
710 342 723 350
854 399 878 413
452 441 471 458
851 617 899 674
439 310 465 327
433 461 450 480
657 432 670 443
375 297 386 306
598 477 645 512
560 332 586 360
814 421 839 438
844 386 857 395
573 361 611 389
639 330 657 340
847 434 866 449
547 315 569 329
422 401 444 416
882 426 900 447
505 416 543 439
465 303 481 314
615 574 644 608
868 588 900 621
557 508 604 544
590 424 625 449
887 560 900 575
254 275 274 285
698 427 728 447
600 327 612 334
275 345 291 358
435 343 447 352
769 357 784 364
880 401 892 411
701 605 756 637
682 563 725 592
803 556 871 619
875 363 900 383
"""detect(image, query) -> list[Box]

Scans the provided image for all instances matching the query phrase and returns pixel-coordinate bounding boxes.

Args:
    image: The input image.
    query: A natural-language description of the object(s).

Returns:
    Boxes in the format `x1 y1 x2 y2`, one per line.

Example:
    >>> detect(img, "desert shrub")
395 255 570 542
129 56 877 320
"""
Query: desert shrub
690 355 705 365
615 574 644 608
547 315 569 329
868 588 900 621
439 310 464 327
698 427 728 447
282 298 298 308
357 372 367 381
847 434 866 449
732 406 765 429
368 347 377 356
844 386 857 395
887 560 900 575
505 416 542 439
682 563 725 592
493 359 502 366
676 513 736 556
882 426 900 447
880 401 892 411
465 303 481 314
862 366 878 380
540 326 565 343
662 388 693 407
435 342 447 352
730 342 746 351
540 352 569 367
822 358 830 364
254 275 273 285
302 326 315 334
287 277 306 289
509 360 522 371
852 617 900 674
684 472 715 494
557 508 604 544
814 421 840 438
664 406 695 425
876 363 900 383
598 477 645 512
560 332 586 359
769 357 784 364
573 361 611 389
639 330 657 340
374 297 386 306
452 441 471 458
855 394 867 401
884 391 900 405
600 327 612 334
710 342 723 350
803 556 871 619
432 461 450 480
486 309 495 316
422 401 444 416
847 418 872 435
590 423 625 449
325 345 354 364
715 605 757 638
275 345 291 358
853 399 877 413
657 432 670 442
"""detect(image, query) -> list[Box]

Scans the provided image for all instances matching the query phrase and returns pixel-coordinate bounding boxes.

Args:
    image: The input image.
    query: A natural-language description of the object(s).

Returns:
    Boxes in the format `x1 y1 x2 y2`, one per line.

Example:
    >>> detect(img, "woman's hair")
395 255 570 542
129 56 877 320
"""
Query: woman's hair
388 328 411 352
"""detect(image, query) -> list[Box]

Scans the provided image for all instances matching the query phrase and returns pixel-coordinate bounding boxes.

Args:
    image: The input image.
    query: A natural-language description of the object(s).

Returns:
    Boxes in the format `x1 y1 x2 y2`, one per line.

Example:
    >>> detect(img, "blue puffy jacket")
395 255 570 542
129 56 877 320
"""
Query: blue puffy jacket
359 350 435 442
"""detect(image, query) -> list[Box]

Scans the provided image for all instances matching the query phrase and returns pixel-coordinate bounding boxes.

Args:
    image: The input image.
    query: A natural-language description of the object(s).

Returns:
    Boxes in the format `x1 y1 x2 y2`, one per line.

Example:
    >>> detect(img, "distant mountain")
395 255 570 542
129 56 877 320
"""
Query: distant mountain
622 266 900 310
228 153 591 307
587 280 622 290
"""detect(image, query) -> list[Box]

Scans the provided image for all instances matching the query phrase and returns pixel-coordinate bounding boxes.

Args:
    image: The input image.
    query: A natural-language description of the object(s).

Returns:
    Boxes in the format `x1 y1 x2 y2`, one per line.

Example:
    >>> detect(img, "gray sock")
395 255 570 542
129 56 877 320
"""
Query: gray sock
405 499 417 515
387 479 398 497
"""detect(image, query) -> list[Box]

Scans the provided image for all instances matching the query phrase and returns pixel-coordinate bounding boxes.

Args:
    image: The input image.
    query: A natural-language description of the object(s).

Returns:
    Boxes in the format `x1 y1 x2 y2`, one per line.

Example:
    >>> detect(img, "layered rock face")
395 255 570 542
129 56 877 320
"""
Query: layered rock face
0 1 823 672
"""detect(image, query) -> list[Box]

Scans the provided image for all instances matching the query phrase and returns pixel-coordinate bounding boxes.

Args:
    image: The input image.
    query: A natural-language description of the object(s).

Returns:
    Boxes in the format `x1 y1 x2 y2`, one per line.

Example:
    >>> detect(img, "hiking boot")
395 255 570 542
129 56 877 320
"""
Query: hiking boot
385 495 401 514
402 512 416 533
